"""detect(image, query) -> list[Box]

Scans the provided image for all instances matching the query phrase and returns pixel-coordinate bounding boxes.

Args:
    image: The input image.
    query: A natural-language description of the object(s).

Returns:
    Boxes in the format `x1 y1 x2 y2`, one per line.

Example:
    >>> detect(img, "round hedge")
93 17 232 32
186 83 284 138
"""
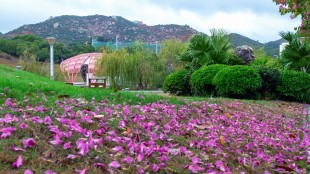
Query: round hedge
213 65 262 99
253 66 281 99
190 64 228 96
163 69 191 95
277 70 310 103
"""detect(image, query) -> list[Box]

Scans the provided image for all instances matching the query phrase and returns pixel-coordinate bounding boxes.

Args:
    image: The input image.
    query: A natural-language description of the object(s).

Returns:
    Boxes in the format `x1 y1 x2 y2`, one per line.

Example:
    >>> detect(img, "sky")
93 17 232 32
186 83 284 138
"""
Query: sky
0 0 300 43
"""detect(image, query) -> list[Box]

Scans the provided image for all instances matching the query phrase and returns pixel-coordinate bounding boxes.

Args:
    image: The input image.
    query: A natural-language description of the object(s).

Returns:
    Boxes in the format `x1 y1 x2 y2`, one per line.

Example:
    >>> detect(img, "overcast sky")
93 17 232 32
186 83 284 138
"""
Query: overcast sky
0 0 300 43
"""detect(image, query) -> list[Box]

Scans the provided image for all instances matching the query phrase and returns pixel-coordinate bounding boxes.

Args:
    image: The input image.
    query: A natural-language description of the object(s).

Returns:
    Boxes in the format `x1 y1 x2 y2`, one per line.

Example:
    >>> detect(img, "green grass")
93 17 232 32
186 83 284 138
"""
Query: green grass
0 65 174 105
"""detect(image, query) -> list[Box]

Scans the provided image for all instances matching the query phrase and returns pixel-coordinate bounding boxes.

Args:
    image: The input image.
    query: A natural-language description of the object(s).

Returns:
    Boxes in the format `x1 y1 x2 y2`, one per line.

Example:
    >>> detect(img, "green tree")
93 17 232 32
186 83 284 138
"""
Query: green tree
157 39 187 85
179 29 234 72
279 31 310 73
96 42 161 89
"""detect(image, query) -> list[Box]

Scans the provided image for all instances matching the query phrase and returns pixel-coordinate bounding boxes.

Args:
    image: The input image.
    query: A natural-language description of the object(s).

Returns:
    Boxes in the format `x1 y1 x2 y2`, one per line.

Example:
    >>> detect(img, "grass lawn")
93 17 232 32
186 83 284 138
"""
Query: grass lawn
0 65 309 173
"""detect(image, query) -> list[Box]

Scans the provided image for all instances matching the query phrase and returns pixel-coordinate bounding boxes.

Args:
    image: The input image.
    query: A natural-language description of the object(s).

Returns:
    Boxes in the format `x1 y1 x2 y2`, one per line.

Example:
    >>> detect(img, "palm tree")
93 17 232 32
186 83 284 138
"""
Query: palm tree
280 31 310 73
179 29 234 72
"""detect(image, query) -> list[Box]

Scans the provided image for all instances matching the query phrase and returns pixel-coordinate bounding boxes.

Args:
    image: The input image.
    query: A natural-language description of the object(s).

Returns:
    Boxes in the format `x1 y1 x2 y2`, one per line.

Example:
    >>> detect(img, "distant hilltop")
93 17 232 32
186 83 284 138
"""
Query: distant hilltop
3 15 197 43
1 15 282 56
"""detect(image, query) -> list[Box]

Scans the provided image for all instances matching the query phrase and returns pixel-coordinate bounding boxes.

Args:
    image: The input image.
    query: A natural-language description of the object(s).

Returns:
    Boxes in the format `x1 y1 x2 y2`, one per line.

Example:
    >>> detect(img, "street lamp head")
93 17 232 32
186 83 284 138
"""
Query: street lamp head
46 37 56 45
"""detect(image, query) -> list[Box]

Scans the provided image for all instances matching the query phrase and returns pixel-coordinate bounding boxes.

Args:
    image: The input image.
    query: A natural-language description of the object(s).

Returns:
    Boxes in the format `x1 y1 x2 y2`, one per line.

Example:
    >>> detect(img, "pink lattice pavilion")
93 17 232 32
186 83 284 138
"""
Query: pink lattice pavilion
60 53 103 83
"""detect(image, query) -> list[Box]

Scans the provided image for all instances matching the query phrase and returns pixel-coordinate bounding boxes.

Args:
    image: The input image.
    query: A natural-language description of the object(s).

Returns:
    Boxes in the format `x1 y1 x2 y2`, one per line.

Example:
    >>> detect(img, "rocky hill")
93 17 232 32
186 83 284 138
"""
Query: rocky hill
2 15 281 56
4 15 197 43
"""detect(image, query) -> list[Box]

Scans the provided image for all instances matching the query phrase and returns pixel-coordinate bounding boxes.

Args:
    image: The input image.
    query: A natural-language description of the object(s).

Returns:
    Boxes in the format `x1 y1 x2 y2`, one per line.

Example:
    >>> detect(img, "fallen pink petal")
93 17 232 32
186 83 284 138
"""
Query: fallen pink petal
12 155 22 168
23 138 36 148
24 169 34 174
10 144 25 152
109 161 120 168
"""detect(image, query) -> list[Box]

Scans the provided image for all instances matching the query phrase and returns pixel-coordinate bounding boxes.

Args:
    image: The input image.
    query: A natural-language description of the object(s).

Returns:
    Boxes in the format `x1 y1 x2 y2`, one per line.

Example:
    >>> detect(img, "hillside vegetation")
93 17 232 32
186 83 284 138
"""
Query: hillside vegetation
1 15 280 56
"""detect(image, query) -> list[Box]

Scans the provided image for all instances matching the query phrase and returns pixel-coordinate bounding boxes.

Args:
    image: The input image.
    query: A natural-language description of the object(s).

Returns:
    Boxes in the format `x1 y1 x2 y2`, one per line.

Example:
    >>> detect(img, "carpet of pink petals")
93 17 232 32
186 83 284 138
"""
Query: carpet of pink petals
0 95 309 173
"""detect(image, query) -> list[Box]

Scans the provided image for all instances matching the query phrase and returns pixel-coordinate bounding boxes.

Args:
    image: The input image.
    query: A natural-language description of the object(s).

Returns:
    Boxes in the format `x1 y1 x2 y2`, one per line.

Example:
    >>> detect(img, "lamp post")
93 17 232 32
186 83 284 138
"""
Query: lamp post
46 37 56 80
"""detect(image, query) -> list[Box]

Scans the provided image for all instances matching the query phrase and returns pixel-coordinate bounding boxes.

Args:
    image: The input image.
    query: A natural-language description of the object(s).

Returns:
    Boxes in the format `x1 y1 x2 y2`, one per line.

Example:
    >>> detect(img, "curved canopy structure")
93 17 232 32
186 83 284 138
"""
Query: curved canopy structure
60 53 103 83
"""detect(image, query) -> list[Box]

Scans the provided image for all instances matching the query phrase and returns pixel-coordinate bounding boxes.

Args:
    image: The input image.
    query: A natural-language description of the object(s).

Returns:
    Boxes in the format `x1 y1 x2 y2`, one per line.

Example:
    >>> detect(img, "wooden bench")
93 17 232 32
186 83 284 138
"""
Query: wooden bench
88 77 106 88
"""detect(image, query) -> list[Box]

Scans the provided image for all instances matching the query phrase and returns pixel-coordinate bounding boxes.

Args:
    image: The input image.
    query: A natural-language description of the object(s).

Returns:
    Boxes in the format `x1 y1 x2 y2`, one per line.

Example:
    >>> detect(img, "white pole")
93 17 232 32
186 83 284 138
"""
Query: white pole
155 41 159 55
46 37 56 80
116 34 119 50
50 44 54 80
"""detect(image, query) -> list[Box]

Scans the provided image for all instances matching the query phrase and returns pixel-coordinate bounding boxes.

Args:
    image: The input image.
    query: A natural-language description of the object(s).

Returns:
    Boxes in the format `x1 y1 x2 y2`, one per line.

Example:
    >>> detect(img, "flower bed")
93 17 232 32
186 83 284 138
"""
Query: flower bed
0 95 309 173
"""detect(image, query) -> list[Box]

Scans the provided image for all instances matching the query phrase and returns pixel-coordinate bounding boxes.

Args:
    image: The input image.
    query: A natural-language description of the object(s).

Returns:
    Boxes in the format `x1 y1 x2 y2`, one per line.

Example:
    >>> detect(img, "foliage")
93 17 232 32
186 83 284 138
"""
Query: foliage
0 35 95 63
96 43 160 89
279 31 310 73
179 29 234 72
253 66 281 99
163 69 191 95
158 39 187 73
250 48 283 68
0 65 169 105
277 70 310 103
273 0 310 37
190 64 228 96
18 51 65 82
213 66 262 99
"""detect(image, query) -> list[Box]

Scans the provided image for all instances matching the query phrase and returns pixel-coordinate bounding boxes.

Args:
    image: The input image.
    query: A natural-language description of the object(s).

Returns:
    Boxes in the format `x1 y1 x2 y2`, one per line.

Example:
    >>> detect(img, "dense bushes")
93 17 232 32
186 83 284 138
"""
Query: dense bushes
163 70 191 95
164 64 309 103
253 66 281 99
190 64 228 96
277 70 310 102
213 66 262 99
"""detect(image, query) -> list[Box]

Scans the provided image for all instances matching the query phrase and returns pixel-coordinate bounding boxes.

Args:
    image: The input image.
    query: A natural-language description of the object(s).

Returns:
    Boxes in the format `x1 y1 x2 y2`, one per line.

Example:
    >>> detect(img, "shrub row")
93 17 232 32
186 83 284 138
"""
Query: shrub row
163 65 310 103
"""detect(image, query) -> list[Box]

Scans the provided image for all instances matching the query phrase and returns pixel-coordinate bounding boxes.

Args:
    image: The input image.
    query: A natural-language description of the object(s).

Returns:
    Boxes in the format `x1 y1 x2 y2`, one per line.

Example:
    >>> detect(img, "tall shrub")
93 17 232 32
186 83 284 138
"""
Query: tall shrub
213 65 262 99
190 64 228 96
277 70 310 103
163 70 191 95
253 66 281 99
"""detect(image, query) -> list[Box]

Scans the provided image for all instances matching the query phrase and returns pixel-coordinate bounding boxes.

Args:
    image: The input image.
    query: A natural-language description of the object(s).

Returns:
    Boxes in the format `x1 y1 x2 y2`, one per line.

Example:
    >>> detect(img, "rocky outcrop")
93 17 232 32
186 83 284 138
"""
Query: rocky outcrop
235 45 255 64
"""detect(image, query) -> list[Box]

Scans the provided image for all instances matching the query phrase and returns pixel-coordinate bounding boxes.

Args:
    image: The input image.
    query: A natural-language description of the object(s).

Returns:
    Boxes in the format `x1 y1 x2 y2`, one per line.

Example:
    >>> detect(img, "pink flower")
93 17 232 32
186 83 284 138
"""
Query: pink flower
152 164 159 172
0 127 16 139
44 116 52 125
122 155 133 164
215 160 226 172
23 138 36 148
24 169 34 174
188 164 204 173
30 116 43 124
67 154 77 159
63 142 71 149
10 144 25 152
111 146 123 153
45 170 57 174
12 155 22 168
109 161 120 168
137 152 144 162
192 156 202 164
49 135 63 146
75 168 87 174
93 163 107 171
77 142 88 156
135 134 140 142
20 123 28 129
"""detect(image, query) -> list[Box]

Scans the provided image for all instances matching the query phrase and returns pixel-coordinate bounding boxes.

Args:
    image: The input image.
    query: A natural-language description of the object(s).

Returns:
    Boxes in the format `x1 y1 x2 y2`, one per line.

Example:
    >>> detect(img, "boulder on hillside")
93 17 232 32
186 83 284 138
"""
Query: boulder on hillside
235 45 255 64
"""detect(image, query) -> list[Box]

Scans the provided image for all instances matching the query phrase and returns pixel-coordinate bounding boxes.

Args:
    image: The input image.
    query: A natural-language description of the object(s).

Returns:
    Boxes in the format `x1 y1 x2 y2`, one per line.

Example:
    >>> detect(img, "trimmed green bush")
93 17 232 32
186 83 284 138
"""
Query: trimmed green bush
163 70 191 95
253 66 281 99
190 64 228 96
277 70 310 103
213 65 262 99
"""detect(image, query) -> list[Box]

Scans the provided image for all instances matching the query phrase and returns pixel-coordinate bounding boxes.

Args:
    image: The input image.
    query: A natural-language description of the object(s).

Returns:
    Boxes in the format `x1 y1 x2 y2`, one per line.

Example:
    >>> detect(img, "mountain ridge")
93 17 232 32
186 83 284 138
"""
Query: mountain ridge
2 14 282 56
